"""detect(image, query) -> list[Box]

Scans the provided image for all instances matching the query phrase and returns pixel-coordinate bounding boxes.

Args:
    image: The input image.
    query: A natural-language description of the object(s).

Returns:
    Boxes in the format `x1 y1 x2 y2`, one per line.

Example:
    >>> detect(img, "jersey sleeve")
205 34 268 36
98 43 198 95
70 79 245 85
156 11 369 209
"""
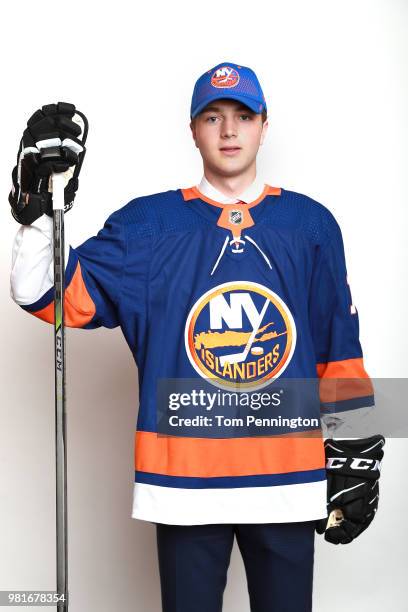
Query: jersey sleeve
10 213 70 306
10 210 127 329
309 212 375 417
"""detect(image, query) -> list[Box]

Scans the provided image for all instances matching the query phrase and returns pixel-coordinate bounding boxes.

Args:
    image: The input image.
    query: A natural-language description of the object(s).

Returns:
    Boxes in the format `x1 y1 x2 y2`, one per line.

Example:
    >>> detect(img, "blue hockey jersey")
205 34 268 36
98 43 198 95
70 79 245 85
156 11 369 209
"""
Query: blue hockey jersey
12 182 374 524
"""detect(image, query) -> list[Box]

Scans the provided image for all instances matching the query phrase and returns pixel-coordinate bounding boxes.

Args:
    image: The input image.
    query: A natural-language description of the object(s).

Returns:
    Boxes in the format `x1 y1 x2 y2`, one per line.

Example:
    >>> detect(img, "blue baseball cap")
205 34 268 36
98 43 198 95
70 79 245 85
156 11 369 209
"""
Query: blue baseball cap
190 61 267 119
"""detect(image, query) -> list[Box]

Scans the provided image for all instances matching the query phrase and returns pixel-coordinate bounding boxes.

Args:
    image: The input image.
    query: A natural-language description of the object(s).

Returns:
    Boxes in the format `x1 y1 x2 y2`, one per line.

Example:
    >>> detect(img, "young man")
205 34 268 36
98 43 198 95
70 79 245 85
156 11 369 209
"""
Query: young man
9 62 383 611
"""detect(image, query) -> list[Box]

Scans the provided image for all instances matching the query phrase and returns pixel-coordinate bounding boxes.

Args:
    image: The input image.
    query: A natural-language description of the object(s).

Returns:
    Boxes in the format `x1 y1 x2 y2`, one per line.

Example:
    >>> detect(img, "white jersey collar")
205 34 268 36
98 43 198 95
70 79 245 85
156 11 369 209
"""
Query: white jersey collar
197 175 266 204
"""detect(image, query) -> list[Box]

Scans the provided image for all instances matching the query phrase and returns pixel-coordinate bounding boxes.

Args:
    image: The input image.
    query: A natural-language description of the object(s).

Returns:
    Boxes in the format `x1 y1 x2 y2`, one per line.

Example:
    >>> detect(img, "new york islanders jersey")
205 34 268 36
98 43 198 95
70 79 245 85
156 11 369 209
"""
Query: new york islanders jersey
10 178 374 524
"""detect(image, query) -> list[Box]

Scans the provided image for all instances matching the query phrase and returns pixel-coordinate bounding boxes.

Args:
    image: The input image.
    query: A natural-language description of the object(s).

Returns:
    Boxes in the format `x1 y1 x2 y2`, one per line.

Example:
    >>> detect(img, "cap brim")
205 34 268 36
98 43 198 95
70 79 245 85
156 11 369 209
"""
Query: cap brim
191 93 263 118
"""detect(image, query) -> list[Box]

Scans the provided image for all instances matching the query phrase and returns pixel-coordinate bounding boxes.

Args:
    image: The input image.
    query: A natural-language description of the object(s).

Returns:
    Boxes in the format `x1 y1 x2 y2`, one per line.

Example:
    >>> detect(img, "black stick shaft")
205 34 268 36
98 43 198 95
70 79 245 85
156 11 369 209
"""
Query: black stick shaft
52 174 68 611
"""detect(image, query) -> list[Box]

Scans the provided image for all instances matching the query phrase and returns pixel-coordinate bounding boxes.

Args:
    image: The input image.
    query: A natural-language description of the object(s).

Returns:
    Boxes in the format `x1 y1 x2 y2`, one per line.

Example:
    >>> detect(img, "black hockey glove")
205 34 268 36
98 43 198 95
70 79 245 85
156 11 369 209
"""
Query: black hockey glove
316 435 385 544
9 102 88 225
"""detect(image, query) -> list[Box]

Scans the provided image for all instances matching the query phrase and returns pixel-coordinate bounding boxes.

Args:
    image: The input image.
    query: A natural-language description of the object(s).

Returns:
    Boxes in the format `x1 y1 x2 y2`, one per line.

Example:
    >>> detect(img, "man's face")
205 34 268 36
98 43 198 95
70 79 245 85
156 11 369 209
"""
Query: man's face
190 99 268 177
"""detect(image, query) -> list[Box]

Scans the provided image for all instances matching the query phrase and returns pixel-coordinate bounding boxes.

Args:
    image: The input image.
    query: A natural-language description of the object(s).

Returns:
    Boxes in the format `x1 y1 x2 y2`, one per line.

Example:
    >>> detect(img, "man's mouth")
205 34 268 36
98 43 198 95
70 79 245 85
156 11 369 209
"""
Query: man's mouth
219 146 242 156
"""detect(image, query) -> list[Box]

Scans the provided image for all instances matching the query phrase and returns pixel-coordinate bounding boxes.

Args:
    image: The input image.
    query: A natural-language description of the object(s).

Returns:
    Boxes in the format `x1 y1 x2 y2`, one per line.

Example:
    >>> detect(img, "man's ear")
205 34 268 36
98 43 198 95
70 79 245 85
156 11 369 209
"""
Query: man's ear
259 119 269 146
190 120 199 148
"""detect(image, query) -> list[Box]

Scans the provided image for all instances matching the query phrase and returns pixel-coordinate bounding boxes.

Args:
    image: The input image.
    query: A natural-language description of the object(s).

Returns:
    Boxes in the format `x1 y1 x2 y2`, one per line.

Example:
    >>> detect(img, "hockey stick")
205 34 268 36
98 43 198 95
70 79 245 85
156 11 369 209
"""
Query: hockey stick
52 172 69 611
219 297 269 366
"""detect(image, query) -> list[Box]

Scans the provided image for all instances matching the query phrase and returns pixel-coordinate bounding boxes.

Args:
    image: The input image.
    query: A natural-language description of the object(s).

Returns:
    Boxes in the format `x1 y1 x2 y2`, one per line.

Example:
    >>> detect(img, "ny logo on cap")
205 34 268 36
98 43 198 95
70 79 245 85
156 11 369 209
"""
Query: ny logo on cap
211 66 240 88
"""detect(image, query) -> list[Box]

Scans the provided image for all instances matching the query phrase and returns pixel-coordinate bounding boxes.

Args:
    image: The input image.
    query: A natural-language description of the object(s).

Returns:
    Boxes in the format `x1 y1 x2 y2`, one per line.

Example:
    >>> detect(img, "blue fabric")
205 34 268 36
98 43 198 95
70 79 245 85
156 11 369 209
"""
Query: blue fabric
70 188 372 424
321 394 375 414
190 61 267 118
135 468 326 489
29 187 373 434
156 521 315 612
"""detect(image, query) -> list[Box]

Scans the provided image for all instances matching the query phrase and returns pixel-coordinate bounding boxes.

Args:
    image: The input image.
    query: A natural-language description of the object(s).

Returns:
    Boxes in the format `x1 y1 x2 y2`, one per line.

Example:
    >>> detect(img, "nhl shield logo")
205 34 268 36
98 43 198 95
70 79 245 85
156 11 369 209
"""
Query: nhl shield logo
229 209 243 225
184 281 297 391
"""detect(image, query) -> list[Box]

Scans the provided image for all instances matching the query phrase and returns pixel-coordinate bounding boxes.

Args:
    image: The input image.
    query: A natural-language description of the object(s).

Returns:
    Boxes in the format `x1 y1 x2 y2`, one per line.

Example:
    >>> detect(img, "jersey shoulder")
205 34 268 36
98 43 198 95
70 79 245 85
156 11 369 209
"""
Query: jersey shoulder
278 187 340 246
108 189 207 238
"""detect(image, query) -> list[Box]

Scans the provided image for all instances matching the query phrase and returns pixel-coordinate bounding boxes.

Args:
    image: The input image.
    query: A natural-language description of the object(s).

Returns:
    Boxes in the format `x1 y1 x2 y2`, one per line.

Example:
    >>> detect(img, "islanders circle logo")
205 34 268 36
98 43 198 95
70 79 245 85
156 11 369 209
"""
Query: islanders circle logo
211 66 240 89
184 281 297 391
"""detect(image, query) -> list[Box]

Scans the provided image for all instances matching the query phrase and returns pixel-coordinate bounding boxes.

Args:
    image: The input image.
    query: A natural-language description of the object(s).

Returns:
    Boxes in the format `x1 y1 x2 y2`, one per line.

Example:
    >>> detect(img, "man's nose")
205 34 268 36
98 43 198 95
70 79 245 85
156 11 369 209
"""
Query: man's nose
221 117 237 138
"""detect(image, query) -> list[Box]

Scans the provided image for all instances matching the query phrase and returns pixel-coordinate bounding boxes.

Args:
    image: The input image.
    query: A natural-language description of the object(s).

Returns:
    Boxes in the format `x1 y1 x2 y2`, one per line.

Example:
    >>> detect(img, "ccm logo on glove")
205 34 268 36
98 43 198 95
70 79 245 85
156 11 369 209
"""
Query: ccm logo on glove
326 457 382 471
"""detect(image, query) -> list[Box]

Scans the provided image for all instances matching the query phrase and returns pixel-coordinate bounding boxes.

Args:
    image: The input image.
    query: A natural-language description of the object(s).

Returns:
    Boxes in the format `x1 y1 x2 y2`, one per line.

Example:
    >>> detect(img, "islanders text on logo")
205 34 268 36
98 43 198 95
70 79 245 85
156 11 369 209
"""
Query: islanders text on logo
211 66 240 89
184 281 297 390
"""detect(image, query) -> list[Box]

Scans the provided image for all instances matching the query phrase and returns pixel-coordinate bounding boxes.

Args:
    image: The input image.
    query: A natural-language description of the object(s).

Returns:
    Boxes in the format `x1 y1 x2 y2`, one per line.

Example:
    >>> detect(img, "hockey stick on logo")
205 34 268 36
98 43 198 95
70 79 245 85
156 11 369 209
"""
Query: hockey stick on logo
219 297 269 366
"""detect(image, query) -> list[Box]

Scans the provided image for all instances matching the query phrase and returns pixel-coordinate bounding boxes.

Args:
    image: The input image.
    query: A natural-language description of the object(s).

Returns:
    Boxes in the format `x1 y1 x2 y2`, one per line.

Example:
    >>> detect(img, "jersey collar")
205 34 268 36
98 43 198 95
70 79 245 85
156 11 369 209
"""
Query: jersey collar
197 174 266 205
181 178 281 227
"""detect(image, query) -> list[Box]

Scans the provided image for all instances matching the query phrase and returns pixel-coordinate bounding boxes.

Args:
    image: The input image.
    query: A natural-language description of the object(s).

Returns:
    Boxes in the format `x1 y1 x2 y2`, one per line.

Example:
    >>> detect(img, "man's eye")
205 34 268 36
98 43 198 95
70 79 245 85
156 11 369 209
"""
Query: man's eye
206 116 218 123
240 114 252 121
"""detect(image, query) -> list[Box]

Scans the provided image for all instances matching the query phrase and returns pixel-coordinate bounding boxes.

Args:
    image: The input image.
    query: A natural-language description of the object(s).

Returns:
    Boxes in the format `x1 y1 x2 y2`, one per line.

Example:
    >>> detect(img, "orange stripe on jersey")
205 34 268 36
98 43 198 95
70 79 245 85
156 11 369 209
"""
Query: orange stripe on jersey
316 357 374 403
181 184 281 206
134 430 325 478
30 260 96 327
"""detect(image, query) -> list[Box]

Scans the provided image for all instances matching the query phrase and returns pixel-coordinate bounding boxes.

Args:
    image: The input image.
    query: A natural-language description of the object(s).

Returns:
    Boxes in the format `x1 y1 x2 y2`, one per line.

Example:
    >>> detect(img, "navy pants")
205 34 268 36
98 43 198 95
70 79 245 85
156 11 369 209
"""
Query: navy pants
156 521 315 612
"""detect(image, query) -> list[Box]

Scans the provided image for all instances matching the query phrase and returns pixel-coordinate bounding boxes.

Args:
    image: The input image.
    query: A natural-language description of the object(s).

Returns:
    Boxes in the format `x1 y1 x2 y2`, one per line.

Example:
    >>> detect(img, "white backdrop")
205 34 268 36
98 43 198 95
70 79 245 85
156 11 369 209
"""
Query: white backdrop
1 0 407 610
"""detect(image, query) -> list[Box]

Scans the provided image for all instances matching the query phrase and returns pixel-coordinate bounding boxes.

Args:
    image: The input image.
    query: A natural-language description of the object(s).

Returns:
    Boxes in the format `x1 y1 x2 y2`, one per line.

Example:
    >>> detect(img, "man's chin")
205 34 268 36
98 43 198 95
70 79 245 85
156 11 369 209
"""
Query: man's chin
208 158 250 177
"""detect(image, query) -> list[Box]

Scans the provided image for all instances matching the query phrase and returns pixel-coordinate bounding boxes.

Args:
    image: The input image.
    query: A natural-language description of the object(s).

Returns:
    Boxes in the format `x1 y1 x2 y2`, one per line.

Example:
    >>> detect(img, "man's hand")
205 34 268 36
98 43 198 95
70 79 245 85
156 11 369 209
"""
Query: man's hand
9 102 88 225
316 435 385 544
